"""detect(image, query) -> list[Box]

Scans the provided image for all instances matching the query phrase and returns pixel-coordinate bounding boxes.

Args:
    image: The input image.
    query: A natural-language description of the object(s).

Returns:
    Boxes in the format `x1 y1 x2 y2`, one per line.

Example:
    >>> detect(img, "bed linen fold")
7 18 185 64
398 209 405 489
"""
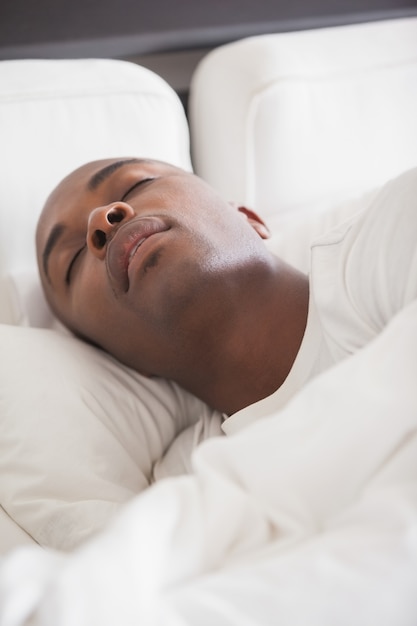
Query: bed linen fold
1 299 417 626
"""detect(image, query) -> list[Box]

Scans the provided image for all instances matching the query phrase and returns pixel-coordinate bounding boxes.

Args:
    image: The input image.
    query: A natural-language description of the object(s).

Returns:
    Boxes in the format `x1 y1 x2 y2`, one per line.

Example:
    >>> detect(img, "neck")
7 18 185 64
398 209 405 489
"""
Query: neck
174 257 310 416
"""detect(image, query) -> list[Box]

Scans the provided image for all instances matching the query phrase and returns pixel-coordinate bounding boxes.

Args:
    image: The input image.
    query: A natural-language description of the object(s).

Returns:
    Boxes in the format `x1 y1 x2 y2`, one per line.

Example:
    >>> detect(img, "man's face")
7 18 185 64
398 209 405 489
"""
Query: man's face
36 158 269 376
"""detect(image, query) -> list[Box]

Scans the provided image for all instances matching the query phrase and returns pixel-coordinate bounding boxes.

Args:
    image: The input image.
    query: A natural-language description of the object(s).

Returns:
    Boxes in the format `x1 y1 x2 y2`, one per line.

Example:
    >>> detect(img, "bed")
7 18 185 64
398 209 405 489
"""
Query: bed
0 15 417 625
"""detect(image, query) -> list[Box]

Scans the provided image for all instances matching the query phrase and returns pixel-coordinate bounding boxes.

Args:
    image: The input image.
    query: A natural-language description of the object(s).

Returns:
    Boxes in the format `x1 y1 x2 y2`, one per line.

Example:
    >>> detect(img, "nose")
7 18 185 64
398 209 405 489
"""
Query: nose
87 202 135 258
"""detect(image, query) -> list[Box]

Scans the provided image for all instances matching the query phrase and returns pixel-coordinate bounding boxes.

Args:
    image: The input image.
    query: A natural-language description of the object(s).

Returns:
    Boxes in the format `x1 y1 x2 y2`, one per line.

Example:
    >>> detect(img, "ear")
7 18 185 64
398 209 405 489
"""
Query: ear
235 205 271 240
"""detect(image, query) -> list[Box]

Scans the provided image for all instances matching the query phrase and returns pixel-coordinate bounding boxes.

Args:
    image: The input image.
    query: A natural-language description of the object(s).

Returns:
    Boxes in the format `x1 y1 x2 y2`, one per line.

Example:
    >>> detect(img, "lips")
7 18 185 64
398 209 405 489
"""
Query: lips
106 217 169 292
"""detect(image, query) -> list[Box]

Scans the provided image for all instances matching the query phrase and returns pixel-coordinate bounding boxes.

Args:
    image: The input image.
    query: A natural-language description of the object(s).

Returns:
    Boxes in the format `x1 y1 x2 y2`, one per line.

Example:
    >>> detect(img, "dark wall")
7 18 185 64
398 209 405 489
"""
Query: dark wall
1 0 416 59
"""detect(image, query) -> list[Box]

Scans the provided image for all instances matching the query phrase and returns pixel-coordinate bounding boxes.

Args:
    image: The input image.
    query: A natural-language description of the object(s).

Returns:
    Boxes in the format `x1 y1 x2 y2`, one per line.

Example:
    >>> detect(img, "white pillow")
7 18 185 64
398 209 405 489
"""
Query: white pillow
0 324 223 551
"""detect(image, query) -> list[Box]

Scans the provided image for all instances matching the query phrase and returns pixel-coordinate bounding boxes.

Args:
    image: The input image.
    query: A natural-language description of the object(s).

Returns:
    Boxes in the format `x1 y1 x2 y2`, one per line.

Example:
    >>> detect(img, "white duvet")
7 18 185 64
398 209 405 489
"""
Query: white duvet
1 299 417 625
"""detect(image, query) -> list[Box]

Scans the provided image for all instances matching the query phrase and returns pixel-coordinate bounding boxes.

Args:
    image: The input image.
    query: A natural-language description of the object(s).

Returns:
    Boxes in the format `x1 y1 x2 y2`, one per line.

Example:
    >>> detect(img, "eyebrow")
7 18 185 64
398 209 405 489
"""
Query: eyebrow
87 158 146 191
42 222 65 282
42 158 148 282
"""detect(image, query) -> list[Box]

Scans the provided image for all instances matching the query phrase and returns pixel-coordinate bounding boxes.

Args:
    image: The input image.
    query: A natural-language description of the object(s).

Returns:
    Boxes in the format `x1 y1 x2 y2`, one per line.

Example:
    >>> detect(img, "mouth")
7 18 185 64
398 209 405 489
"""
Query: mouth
106 217 170 292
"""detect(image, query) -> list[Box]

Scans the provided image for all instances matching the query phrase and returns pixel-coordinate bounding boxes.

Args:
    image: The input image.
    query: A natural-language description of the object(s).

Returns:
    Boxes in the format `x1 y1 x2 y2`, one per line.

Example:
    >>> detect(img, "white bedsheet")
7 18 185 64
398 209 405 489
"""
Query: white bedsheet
1 300 417 626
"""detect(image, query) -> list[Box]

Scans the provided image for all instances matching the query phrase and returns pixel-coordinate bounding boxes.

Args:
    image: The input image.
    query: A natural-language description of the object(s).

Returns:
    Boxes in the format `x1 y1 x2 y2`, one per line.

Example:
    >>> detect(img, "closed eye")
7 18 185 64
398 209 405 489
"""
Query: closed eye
121 178 154 202
66 245 86 285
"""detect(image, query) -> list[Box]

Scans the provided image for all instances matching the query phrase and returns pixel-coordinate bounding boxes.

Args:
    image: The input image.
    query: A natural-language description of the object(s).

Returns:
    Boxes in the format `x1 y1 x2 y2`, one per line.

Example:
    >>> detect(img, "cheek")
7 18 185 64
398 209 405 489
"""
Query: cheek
68 266 122 342
68 263 157 364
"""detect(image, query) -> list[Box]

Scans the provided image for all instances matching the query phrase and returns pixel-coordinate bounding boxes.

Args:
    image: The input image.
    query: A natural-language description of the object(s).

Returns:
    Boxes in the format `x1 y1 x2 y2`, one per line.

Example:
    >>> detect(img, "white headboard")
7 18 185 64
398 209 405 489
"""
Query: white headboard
190 17 417 223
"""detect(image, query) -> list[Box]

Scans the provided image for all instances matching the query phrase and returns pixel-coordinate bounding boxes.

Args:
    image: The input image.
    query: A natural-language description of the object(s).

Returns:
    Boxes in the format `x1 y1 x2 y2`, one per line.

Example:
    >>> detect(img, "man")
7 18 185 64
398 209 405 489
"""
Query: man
36 157 309 417
36 157 417 428
2 160 416 625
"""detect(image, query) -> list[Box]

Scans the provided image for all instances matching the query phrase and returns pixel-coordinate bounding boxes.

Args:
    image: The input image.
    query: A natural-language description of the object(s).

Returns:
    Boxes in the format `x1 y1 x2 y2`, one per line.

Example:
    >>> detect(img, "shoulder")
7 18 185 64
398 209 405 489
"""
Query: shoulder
310 167 417 354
